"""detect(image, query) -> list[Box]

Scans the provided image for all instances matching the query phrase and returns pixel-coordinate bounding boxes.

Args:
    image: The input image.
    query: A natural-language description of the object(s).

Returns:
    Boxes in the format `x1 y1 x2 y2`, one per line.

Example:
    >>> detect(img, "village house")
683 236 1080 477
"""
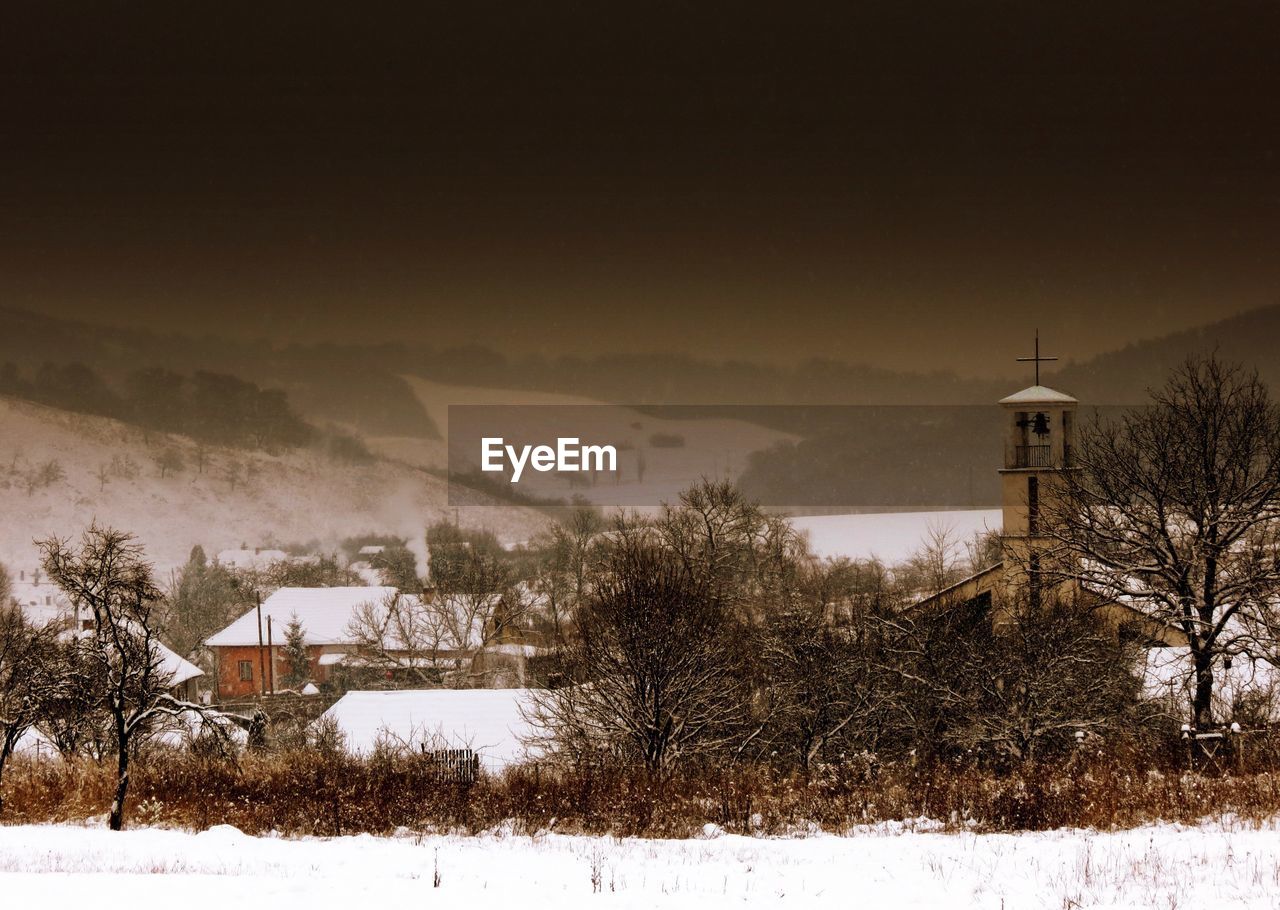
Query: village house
205 585 547 699
8 567 73 627
206 586 399 699
9 566 204 701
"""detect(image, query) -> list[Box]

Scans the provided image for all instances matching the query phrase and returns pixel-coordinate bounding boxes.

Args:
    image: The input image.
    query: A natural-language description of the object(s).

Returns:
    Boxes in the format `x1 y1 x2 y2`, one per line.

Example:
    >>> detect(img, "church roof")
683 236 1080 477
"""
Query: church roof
999 385 1077 405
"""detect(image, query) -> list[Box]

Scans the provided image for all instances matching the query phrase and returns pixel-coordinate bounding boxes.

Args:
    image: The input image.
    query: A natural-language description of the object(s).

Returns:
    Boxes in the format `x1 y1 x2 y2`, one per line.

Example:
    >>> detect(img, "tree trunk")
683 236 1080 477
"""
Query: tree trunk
0 740 12 817
109 736 130 831
1192 650 1215 729
802 734 822 772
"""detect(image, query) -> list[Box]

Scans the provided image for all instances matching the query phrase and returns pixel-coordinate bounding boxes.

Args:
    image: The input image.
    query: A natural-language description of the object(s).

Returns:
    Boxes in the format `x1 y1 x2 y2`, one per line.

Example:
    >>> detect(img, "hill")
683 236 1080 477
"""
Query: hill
0 307 439 439
1049 304 1280 402
0 395 548 577
6 303 1280 416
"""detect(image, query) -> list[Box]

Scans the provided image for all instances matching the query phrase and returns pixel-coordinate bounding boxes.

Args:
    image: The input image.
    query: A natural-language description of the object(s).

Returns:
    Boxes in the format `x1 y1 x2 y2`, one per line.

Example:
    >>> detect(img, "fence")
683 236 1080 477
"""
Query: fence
422 747 479 783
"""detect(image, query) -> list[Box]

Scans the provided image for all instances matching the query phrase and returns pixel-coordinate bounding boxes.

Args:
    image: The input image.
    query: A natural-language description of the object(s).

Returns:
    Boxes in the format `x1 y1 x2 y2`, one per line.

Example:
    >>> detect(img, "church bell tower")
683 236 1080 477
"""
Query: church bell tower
997 334 1077 600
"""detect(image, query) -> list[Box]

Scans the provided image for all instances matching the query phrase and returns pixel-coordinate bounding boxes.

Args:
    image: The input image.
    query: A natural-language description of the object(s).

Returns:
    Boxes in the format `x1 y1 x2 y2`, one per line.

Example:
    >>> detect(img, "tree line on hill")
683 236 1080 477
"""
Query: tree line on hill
0 361 314 452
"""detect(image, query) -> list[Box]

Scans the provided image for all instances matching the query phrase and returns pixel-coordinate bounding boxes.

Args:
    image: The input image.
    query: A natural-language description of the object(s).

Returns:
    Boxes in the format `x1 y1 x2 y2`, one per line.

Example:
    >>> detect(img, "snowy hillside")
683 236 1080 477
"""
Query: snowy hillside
0 395 548 575
385 376 798 505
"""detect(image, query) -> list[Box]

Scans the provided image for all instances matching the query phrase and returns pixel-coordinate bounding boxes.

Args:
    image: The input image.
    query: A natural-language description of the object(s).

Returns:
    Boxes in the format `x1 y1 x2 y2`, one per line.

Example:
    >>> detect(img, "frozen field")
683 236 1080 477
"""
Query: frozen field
1 820 1278 908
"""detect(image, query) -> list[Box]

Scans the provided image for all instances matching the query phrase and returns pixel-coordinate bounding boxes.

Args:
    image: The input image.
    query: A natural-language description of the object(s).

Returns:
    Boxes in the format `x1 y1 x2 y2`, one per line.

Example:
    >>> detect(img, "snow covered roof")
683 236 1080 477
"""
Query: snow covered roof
790 509 1002 564
998 385 1077 405
44 624 202 689
318 689 543 771
206 586 397 647
156 641 204 687
152 708 248 749
215 548 290 570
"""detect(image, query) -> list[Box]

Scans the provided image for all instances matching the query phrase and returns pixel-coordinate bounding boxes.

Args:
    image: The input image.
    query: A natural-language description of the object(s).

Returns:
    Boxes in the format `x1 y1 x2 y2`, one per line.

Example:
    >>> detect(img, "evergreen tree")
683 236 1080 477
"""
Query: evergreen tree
282 614 311 688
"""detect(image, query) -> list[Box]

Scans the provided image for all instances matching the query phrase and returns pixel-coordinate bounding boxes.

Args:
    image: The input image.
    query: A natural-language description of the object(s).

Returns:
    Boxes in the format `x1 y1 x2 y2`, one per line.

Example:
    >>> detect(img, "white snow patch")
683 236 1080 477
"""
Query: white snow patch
791 509 1002 564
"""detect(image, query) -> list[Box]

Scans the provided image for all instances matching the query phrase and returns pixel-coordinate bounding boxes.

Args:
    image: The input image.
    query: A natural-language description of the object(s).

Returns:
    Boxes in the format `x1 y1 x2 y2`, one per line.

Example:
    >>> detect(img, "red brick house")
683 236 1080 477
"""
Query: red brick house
206 586 401 699
205 585 549 699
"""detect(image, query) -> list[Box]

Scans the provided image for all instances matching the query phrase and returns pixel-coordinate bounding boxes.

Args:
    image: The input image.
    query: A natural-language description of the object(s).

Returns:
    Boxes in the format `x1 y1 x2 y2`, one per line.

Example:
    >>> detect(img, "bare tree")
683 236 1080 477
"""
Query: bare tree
347 590 453 685
0 604 61 815
38 524 228 830
898 521 971 598
1044 356 1280 728
347 585 527 687
194 442 210 475
36 638 113 761
224 460 245 493
877 586 1142 762
24 459 64 496
656 478 808 621
529 541 747 772
751 563 895 770
153 448 185 479
753 606 869 769
527 507 605 653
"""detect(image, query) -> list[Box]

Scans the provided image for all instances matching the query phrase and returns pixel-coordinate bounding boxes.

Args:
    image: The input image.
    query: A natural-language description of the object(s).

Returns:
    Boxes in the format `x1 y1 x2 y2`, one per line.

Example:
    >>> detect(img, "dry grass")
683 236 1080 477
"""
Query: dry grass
5 745 1280 837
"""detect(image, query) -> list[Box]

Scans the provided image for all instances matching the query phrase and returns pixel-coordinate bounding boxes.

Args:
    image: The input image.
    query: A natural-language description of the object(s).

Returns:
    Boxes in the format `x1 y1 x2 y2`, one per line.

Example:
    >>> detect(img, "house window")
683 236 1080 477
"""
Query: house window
238 660 254 682
1027 475 1039 534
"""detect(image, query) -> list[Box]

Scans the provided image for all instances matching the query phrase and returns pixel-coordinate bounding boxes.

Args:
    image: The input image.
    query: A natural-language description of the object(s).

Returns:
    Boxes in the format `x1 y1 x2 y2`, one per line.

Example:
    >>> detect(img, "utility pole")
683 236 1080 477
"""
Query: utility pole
256 592 266 697
266 615 275 695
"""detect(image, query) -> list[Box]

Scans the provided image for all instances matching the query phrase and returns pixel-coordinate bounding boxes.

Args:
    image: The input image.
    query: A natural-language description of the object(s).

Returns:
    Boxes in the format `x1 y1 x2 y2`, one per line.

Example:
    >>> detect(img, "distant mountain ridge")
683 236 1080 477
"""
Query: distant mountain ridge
1048 304 1280 403
1 304 1276 528
2 303 1278 420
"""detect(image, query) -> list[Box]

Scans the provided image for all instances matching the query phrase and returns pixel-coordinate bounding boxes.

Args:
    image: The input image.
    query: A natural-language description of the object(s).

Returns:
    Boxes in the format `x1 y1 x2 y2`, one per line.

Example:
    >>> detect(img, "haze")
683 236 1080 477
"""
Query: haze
2 4 1276 376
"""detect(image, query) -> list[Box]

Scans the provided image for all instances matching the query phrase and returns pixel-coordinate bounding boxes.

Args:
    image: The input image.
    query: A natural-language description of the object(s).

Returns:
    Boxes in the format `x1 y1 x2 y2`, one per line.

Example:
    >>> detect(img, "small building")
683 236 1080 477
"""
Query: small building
316 688 542 773
8 567 75 627
155 640 206 702
9 569 204 700
204 585 549 699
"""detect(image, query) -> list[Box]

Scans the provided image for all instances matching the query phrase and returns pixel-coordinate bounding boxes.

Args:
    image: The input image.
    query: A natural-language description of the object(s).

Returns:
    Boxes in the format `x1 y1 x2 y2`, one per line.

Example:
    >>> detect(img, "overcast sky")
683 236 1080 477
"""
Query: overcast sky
1 3 1277 375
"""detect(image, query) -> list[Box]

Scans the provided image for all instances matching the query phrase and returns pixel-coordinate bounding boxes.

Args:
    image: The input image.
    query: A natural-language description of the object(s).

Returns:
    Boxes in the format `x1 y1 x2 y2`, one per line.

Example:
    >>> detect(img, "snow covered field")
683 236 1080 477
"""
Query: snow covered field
791 509 1002 564
2 820 1277 908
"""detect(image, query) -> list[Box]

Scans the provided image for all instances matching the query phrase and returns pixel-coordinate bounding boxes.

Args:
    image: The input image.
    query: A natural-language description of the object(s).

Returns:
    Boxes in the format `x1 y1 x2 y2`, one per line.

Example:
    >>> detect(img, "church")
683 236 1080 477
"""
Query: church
916 341 1187 649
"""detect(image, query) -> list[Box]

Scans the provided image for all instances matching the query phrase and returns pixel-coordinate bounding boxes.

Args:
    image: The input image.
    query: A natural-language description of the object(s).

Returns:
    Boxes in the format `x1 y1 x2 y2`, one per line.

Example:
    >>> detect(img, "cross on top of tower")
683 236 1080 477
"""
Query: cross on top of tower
1016 330 1058 386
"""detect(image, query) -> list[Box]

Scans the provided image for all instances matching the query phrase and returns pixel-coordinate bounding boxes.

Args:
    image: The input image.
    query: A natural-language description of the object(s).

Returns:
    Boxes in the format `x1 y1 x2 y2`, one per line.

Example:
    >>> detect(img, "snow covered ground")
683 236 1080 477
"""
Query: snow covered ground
1 819 1277 908
791 509 1003 564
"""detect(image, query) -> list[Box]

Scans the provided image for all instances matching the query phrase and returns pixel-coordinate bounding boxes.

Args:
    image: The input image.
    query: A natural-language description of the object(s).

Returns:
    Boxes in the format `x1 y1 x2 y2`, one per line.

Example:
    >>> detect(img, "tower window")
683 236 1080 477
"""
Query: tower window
1029 552 1042 610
